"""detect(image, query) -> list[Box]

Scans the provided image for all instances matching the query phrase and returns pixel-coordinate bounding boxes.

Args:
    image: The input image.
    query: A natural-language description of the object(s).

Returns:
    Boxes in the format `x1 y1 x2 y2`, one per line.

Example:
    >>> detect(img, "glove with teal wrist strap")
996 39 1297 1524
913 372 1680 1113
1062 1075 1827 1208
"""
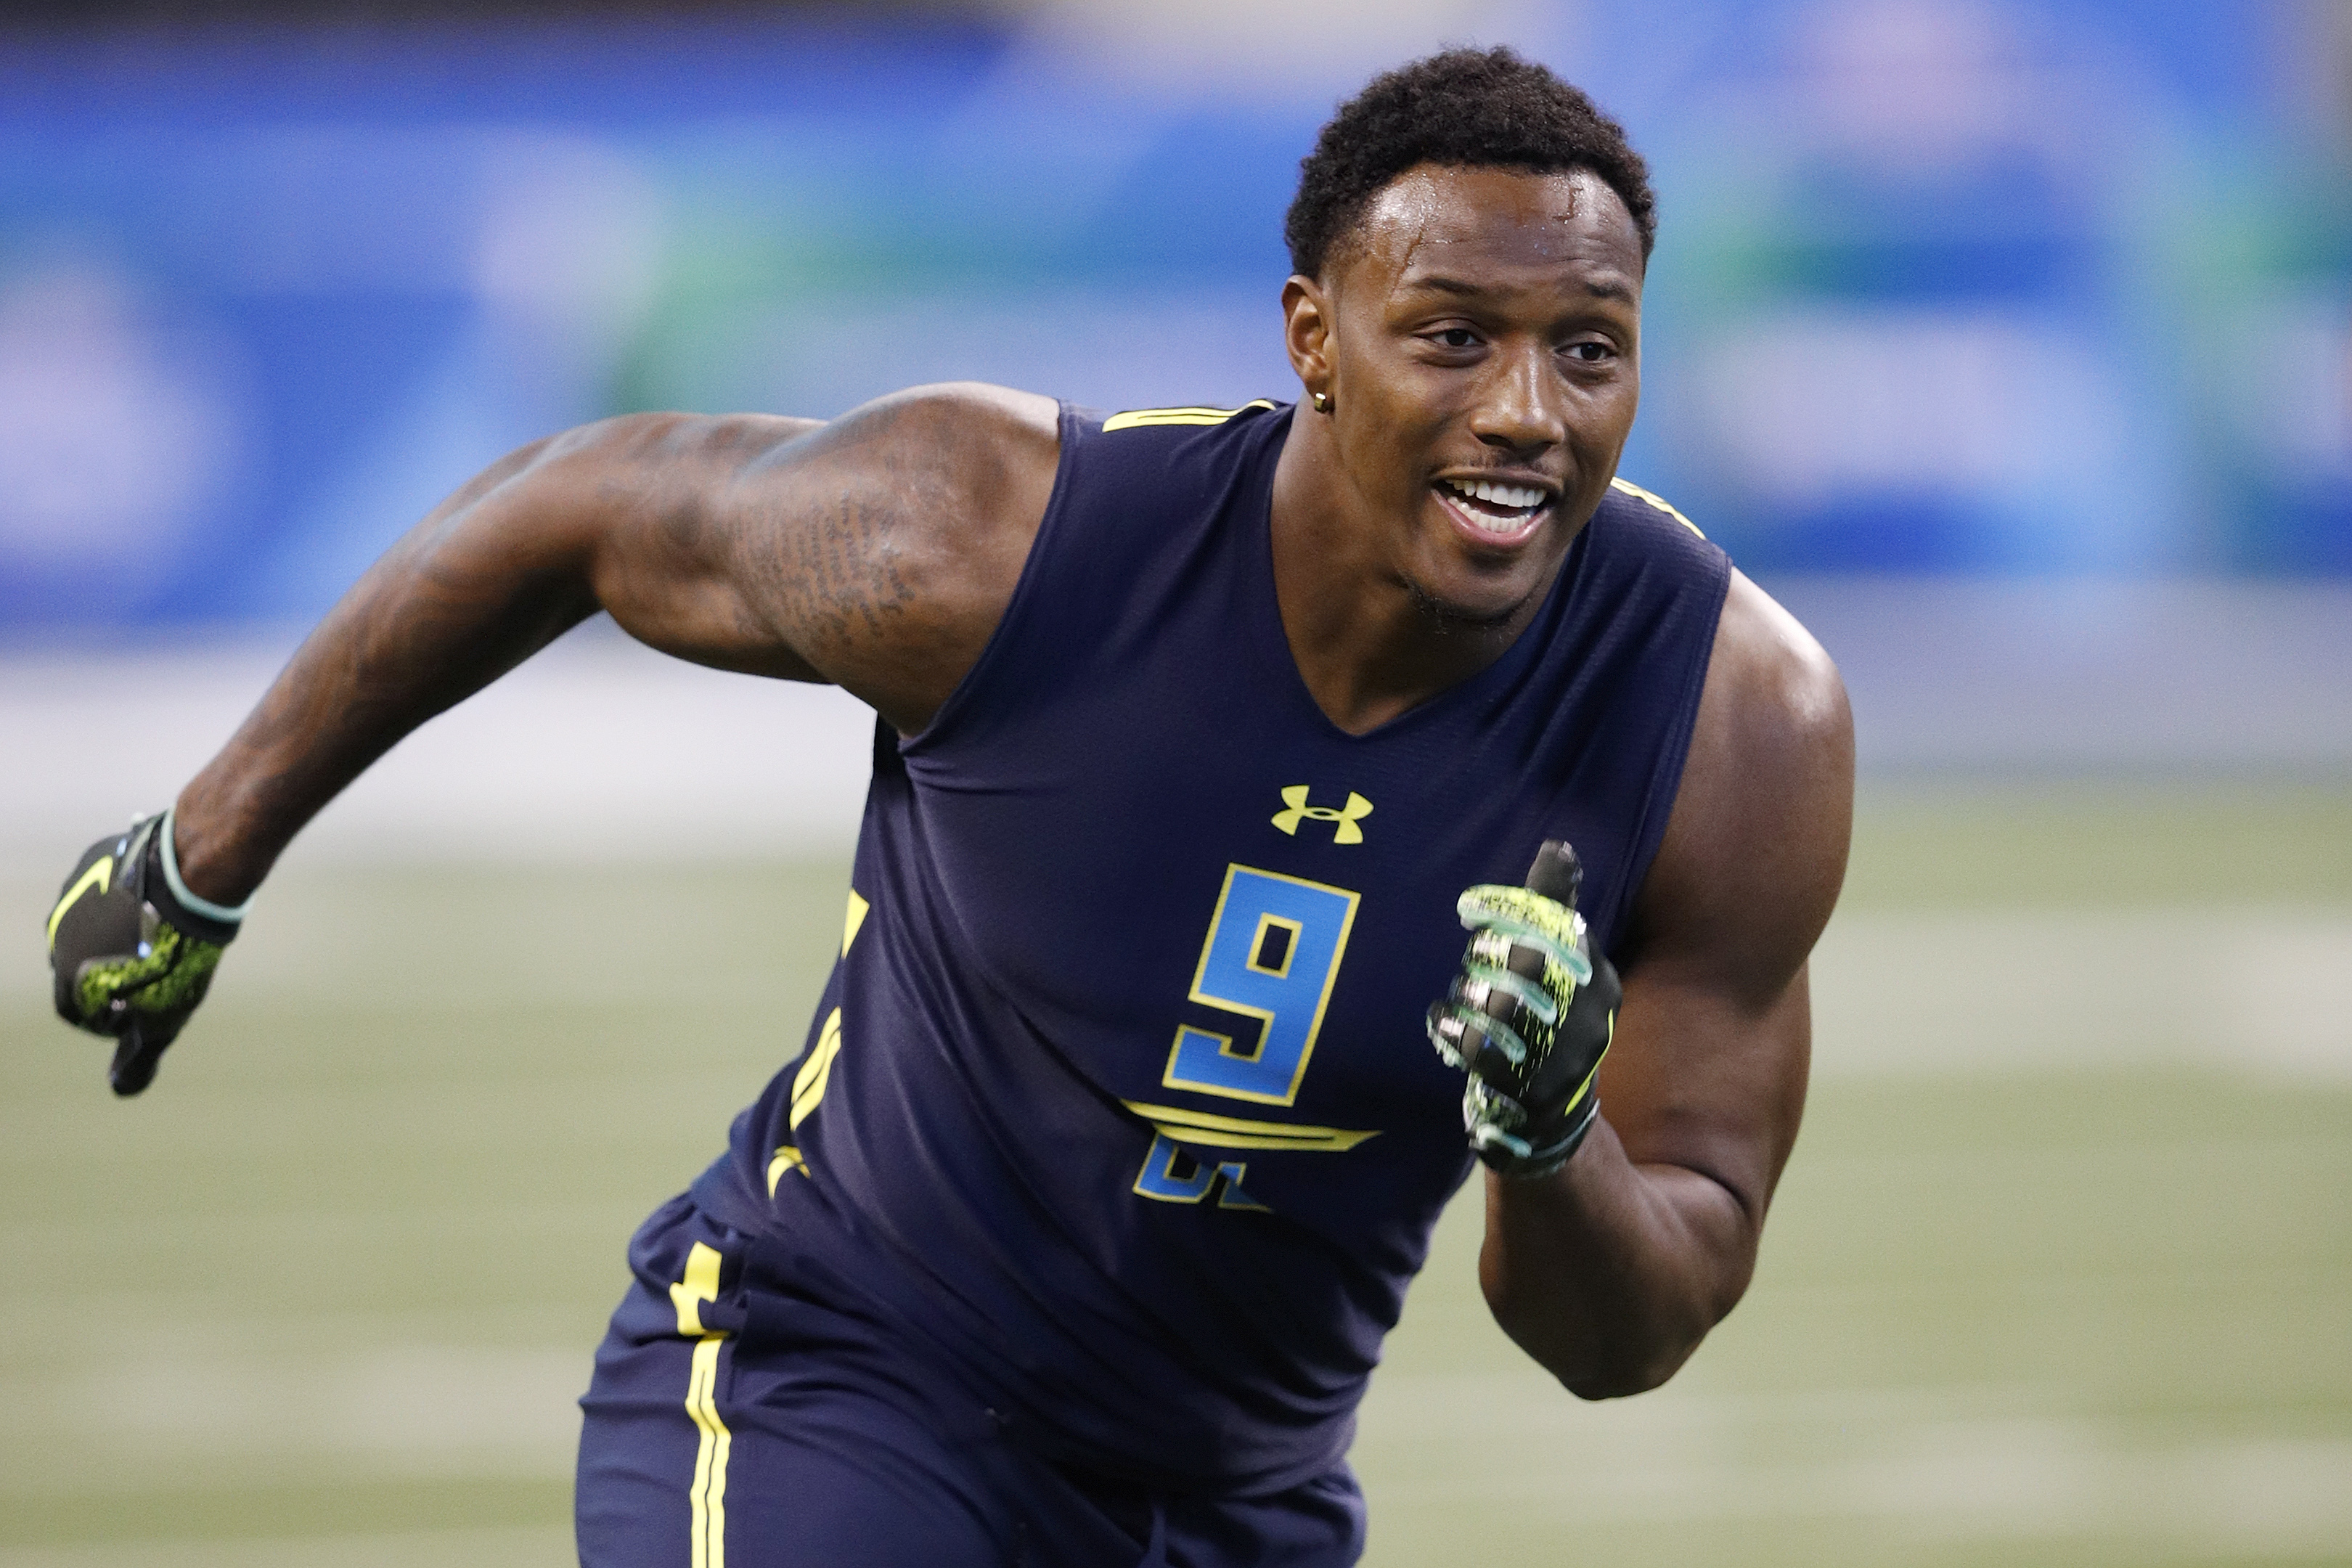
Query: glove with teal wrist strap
1427 840 1620 1178
47 809 247 1096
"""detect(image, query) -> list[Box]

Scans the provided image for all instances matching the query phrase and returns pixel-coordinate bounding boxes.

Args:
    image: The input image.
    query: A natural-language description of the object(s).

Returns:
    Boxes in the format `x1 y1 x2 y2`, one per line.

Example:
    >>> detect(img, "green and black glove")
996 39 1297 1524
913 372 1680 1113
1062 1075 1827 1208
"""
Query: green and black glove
46 809 247 1096
1426 840 1620 1178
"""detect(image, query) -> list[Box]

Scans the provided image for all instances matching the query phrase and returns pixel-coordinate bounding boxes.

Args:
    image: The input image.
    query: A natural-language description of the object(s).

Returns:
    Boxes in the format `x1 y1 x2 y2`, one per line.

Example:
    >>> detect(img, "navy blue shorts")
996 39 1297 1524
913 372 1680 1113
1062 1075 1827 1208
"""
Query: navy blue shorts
576 1196 1366 1567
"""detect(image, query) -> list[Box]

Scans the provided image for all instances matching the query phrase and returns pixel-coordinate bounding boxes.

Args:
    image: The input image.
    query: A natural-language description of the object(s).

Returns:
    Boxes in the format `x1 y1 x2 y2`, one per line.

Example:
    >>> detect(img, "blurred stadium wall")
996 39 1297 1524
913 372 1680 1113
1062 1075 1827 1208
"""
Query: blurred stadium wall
1 0 2346 854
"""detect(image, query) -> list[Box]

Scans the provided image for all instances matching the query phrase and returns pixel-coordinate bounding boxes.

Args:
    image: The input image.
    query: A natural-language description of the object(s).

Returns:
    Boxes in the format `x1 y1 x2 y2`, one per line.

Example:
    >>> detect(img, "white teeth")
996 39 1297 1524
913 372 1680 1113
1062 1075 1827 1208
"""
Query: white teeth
1445 478 1548 513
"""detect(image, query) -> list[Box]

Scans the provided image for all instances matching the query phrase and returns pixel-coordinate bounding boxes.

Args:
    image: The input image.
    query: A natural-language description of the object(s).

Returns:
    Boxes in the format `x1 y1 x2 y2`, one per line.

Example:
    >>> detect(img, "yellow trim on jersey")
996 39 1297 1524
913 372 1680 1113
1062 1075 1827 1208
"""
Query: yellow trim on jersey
1122 1099 1381 1153
766 1145 807 1194
842 888 869 956
1102 399 1276 433
790 1008 843 1130
1609 477 1705 537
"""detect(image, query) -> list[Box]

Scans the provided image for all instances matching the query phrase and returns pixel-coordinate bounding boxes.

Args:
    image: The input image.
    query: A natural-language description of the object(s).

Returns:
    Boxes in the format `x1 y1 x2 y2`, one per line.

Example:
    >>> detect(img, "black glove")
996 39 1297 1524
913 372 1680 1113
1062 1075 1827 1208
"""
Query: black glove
47 811 245 1096
1426 841 1620 1178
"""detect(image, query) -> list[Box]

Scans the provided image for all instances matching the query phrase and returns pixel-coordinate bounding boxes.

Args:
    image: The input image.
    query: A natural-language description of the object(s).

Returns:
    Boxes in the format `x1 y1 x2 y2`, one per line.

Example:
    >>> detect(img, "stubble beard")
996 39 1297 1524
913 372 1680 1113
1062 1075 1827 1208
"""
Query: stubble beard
1400 571 1532 637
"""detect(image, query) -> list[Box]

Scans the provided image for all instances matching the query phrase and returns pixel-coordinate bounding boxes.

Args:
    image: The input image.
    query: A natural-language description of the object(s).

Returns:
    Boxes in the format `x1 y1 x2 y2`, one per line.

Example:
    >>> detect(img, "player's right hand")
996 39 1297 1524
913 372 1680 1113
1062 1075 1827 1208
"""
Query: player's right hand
46 812 244 1097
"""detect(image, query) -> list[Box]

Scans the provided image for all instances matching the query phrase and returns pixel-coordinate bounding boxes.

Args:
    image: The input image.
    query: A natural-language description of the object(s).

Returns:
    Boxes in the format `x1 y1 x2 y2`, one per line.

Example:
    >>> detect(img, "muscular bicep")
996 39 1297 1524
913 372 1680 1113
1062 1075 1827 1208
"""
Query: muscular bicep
576 384 1061 732
1603 570 1854 1225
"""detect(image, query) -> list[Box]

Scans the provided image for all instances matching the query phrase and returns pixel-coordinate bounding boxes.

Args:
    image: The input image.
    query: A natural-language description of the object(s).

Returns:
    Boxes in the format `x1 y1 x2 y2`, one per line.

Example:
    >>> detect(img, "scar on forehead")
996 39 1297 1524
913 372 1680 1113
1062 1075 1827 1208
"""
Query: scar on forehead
1339 169 1613 287
1378 170 1442 266
1379 167 1595 264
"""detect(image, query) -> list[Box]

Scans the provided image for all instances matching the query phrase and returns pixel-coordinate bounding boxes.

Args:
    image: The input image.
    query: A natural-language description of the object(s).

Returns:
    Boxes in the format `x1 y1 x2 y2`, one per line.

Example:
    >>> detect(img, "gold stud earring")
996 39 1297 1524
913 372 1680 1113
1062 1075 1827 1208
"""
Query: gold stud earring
1311 391 1332 414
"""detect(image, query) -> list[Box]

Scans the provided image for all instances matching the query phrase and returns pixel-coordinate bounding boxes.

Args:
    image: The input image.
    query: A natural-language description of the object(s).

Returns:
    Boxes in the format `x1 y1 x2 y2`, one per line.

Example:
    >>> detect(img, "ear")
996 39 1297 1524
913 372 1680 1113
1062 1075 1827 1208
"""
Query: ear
1281 275 1333 404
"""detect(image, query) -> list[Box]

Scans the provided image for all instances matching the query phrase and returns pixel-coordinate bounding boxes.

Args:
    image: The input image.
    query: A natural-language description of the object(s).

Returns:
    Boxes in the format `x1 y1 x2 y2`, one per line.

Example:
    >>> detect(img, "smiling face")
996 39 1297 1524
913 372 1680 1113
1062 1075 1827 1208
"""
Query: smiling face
1282 163 1645 628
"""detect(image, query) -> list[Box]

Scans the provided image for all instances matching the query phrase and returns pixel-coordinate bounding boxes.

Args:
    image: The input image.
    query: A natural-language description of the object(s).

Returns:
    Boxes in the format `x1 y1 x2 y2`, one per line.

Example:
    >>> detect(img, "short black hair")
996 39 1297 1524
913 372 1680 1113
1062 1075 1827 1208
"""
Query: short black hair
1283 46 1657 279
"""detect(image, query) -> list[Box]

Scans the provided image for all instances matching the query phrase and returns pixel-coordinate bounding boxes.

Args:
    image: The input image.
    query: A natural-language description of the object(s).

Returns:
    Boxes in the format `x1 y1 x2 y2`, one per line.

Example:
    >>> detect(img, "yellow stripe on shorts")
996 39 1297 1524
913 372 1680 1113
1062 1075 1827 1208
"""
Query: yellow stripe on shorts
686 1333 730 1568
671 1242 732 1568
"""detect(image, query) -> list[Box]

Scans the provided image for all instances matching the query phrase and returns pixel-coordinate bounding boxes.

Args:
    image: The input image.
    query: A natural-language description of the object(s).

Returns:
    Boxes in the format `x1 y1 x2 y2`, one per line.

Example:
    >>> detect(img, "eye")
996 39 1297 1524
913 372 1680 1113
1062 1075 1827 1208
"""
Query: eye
1432 327 1479 349
1563 340 1614 364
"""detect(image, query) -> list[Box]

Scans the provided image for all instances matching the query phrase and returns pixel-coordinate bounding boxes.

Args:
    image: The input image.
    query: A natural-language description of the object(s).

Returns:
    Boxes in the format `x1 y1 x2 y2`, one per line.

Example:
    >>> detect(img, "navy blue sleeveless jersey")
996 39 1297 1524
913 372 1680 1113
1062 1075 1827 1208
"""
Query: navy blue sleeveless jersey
687 399 1730 1495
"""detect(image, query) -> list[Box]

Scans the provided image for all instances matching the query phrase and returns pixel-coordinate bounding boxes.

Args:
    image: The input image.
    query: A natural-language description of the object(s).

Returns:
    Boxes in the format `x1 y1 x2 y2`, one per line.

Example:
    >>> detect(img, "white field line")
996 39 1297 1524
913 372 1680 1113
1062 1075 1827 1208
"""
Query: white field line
0 636 875 870
0 1530 571 1568
1355 1373 2352 1550
5 1345 586 1485
1810 907 2352 1079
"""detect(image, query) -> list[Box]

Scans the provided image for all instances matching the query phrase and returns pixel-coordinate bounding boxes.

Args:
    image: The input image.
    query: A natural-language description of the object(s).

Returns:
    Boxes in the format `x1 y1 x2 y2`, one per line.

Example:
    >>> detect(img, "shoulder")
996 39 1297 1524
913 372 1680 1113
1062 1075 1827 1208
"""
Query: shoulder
785 381 1062 510
1625 571 1853 992
1704 573 1850 762
612 383 1063 732
856 380 1062 454
531 382 1060 532
792 383 1064 730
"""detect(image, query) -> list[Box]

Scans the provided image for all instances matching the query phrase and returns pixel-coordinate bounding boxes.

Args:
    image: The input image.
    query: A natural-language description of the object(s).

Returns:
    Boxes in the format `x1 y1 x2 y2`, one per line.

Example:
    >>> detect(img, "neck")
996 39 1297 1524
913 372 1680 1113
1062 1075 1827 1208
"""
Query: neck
1267 412 1553 736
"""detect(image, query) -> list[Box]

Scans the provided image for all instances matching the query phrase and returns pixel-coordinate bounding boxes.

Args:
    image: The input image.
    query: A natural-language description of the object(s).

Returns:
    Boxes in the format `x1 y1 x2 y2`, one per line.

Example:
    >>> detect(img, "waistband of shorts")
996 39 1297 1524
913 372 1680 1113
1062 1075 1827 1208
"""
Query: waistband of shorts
662 1174 1357 1499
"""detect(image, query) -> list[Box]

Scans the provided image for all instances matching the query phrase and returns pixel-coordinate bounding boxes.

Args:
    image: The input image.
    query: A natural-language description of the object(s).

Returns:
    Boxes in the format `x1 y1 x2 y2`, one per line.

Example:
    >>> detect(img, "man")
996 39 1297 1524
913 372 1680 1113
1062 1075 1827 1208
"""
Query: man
46 47 1849 1567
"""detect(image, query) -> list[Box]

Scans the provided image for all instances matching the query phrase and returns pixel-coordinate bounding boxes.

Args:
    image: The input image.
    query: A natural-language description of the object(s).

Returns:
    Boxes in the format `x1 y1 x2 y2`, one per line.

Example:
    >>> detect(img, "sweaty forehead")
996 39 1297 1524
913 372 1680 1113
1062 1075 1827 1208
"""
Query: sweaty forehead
1349 166 1640 286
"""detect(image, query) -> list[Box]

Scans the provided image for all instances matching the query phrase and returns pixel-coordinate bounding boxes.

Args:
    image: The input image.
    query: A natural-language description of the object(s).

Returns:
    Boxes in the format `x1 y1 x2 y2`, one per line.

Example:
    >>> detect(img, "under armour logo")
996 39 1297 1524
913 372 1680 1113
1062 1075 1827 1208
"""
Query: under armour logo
1271 785 1373 844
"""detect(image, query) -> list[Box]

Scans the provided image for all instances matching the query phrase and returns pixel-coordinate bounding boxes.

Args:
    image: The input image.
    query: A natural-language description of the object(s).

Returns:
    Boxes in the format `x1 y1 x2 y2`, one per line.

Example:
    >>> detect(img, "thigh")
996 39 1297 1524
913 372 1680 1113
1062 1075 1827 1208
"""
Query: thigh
574 1197 1357 1568
577 1281 1012 1567
1162 1466 1366 1568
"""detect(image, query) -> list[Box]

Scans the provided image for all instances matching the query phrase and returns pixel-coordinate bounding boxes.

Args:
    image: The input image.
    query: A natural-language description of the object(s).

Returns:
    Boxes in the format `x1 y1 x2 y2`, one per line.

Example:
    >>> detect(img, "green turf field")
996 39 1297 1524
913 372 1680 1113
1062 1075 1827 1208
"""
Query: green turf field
4 785 2348 1565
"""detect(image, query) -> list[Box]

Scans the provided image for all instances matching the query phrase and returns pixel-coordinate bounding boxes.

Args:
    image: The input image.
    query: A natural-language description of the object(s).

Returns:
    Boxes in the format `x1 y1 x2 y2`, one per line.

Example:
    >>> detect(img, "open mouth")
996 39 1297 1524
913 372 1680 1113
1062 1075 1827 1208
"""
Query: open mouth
1434 476 1554 538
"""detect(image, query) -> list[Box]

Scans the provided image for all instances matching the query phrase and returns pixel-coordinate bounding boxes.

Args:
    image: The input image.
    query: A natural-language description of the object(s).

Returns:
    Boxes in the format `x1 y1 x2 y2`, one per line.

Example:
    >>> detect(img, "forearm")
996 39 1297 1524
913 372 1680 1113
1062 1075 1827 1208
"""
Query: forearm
1479 1116 1755 1399
172 435 609 905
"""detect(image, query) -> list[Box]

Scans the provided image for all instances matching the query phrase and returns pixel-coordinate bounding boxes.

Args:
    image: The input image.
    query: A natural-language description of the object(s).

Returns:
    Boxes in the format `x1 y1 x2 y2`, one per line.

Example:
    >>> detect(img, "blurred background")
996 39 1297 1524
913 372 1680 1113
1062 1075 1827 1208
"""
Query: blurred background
1 0 2346 1564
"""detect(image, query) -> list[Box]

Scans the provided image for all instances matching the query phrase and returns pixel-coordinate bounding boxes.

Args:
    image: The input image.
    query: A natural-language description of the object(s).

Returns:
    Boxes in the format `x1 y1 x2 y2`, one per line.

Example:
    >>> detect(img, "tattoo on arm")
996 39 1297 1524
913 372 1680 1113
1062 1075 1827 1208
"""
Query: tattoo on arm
781 493 917 651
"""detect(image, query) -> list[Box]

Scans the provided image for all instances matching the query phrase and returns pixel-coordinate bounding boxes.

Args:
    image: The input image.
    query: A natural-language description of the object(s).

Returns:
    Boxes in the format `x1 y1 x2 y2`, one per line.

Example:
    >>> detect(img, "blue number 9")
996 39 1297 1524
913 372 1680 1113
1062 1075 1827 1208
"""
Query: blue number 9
1164 865 1360 1106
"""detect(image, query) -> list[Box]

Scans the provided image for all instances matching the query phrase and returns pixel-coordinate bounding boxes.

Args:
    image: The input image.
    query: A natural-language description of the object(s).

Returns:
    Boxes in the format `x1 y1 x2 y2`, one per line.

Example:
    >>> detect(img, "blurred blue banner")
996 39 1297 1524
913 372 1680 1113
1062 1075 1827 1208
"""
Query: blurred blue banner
1 1 2345 637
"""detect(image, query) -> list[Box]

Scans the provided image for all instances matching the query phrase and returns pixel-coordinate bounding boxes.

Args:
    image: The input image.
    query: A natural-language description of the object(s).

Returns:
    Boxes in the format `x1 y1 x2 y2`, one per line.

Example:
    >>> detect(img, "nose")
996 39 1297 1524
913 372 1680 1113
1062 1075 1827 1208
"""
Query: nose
1469 341 1565 455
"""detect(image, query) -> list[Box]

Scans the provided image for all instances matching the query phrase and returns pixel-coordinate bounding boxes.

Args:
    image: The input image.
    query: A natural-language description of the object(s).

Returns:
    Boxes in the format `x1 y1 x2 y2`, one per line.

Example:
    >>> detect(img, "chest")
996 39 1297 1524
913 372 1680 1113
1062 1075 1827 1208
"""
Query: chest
898 673 1628 1141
